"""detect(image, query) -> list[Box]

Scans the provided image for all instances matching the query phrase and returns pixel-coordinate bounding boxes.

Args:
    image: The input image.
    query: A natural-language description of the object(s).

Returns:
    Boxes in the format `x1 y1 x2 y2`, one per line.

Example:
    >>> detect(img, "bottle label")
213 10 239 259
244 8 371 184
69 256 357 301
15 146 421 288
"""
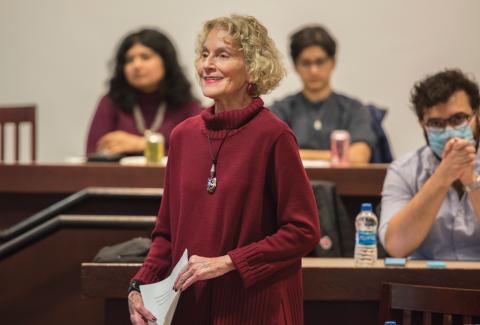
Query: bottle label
357 231 376 245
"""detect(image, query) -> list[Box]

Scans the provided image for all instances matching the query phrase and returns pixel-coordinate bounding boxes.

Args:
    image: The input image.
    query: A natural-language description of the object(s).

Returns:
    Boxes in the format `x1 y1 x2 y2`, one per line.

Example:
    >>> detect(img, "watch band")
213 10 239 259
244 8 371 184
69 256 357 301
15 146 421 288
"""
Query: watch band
128 280 143 294
464 174 480 193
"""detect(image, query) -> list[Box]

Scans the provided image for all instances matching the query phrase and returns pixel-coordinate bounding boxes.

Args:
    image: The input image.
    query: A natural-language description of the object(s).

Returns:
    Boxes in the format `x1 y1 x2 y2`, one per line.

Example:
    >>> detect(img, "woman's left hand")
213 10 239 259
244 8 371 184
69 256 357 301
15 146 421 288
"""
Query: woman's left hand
173 255 235 292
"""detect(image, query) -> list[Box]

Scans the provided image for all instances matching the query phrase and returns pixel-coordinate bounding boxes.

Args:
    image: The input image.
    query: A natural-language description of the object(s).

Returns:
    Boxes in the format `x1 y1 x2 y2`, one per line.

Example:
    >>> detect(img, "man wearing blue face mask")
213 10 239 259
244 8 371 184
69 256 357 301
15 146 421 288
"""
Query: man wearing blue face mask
379 69 480 260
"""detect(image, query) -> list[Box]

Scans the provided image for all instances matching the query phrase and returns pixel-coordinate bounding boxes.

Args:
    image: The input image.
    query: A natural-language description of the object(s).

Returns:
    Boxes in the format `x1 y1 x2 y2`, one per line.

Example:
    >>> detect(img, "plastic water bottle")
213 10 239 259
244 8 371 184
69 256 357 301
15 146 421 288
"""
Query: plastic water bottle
354 203 378 266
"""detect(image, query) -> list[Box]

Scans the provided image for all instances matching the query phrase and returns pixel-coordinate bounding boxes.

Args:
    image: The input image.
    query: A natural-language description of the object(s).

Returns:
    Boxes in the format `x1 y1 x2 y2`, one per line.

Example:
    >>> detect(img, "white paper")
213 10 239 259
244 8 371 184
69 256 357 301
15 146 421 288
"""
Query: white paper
140 249 188 325
301 159 331 168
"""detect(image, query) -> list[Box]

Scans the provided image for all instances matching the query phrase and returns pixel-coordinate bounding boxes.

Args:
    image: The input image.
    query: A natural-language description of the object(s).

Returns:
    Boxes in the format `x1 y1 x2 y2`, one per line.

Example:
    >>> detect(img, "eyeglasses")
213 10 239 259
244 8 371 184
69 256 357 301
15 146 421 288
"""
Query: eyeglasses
423 112 473 132
297 57 331 70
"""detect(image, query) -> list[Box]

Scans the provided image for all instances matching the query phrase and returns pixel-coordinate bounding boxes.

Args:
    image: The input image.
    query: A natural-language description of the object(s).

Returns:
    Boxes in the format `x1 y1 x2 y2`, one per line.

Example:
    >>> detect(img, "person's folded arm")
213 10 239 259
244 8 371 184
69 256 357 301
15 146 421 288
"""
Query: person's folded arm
382 168 450 257
299 149 330 161
86 96 117 155
348 141 371 164
347 105 375 164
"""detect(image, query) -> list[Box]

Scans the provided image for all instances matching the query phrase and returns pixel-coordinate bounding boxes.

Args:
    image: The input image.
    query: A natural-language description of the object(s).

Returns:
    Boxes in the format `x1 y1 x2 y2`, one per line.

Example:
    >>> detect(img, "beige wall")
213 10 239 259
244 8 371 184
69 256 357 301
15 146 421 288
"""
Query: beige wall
1 0 479 162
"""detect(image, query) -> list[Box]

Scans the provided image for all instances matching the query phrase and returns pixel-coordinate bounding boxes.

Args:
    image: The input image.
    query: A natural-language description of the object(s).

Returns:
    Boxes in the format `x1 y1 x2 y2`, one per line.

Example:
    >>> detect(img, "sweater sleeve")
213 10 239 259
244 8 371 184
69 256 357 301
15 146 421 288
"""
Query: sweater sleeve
131 137 176 284
228 131 320 288
346 103 376 149
85 96 117 154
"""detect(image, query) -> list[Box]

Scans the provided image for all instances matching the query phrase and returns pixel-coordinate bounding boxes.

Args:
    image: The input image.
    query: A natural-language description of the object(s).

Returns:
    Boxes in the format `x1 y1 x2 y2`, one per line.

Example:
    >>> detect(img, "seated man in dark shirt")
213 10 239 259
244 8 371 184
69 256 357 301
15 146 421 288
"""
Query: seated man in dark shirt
271 25 375 163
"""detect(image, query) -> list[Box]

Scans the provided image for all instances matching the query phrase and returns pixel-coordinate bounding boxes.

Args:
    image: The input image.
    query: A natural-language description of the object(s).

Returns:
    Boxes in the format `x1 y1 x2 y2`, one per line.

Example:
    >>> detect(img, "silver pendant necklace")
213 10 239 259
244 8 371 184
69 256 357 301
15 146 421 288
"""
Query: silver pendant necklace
206 131 231 194
133 102 166 134
311 102 326 131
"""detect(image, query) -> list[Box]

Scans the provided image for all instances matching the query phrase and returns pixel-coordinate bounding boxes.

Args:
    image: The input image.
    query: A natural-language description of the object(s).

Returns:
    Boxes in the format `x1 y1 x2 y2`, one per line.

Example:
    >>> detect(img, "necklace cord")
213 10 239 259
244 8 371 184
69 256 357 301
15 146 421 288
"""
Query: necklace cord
207 130 231 176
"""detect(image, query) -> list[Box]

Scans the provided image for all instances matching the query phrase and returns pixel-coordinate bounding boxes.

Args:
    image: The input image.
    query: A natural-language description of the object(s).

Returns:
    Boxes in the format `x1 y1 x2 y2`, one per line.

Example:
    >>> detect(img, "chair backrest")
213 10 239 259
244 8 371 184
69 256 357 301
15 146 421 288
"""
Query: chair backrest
0 105 36 162
310 180 354 257
379 282 480 325
366 104 394 163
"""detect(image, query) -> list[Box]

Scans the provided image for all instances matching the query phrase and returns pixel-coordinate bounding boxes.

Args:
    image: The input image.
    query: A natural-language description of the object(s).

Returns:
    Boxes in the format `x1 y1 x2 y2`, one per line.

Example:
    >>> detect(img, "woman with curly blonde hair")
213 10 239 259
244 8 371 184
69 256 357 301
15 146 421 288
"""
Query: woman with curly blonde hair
128 15 319 325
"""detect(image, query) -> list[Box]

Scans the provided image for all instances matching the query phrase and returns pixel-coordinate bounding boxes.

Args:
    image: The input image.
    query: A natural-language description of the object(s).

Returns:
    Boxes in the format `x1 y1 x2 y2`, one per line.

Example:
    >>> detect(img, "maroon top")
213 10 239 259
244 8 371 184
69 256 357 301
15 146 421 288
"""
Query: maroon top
133 97 320 324
85 93 202 154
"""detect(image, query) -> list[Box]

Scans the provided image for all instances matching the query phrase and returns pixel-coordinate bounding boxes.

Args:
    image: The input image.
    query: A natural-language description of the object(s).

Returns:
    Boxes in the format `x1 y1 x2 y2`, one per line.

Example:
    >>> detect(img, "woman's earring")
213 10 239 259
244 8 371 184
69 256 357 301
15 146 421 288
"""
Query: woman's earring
246 83 257 96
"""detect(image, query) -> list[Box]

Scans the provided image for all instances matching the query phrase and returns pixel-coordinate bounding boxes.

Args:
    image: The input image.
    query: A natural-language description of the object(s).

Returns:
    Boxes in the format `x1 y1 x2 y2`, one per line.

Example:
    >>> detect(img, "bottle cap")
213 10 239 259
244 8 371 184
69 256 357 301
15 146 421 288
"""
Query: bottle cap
361 203 373 211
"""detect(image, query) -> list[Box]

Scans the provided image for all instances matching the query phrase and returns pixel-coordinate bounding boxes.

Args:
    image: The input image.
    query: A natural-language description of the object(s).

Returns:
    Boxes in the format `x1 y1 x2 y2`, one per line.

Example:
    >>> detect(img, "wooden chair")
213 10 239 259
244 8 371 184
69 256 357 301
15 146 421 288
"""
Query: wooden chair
379 282 480 325
0 105 36 162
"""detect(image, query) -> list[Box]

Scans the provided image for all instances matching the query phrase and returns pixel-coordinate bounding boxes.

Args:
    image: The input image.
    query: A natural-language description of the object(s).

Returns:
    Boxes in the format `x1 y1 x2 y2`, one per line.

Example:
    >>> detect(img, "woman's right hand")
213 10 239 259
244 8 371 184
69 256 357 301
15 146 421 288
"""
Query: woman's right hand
128 291 156 324
97 130 146 154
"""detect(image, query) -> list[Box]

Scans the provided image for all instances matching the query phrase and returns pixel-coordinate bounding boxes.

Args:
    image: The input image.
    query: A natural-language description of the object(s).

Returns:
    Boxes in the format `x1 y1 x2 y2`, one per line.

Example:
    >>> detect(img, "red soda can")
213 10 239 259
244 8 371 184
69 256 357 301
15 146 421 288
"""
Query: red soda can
330 130 350 166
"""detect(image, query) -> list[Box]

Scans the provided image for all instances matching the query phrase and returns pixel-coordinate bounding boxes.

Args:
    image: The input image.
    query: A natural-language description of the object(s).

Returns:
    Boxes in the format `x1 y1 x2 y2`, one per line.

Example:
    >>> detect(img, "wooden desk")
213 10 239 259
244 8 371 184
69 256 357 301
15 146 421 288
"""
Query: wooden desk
0 163 387 227
0 163 166 193
82 258 480 325
0 163 386 195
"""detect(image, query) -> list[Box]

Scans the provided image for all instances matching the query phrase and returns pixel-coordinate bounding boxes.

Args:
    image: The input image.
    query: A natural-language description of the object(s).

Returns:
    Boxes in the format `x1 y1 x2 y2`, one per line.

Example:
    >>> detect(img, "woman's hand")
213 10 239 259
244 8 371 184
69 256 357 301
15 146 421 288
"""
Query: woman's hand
173 255 235 292
128 291 156 325
97 131 146 154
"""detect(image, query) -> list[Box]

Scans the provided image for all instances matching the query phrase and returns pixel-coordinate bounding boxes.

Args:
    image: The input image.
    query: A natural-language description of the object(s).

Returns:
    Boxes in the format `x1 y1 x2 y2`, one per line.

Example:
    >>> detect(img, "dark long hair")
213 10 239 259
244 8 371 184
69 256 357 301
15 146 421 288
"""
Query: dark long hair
108 28 195 113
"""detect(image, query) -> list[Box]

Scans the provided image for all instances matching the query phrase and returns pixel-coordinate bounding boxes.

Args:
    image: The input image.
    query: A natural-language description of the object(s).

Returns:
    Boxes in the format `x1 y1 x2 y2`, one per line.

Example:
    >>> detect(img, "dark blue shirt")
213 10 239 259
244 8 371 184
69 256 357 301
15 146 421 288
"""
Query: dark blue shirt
270 91 376 150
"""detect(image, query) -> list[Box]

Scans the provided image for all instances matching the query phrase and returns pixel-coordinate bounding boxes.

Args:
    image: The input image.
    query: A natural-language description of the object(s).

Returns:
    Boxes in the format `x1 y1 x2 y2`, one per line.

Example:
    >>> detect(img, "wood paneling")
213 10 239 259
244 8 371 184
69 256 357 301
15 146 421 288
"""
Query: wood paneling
0 228 150 325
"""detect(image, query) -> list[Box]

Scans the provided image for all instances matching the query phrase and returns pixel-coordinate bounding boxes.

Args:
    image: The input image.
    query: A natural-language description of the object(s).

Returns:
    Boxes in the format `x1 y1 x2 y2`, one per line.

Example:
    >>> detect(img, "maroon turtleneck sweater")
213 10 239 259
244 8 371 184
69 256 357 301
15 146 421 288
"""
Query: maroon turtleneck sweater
133 97 320 325
85 93 201 154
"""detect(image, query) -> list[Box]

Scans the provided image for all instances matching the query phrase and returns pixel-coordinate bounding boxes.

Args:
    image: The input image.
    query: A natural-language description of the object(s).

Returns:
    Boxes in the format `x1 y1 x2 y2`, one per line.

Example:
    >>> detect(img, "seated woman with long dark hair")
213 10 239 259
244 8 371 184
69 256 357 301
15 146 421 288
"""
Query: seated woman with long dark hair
86 28 201 155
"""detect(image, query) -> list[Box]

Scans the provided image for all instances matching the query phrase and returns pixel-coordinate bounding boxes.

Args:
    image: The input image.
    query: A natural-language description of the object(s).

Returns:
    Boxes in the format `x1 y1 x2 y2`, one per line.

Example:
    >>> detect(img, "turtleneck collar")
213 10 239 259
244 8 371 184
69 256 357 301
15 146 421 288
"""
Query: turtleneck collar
137 91 163 108
201 97 264 138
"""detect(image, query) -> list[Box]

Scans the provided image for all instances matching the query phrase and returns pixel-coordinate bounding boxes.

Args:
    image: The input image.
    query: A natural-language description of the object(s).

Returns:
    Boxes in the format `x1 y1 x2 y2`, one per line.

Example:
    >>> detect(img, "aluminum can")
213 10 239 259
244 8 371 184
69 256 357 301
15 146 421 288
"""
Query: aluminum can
144 131 164 164
330 130 350 166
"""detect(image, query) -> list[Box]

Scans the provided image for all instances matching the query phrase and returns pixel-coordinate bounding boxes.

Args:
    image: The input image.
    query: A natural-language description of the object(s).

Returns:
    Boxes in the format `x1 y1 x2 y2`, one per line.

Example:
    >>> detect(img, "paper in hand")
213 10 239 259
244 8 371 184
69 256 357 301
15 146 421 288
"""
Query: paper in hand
140 249 188 325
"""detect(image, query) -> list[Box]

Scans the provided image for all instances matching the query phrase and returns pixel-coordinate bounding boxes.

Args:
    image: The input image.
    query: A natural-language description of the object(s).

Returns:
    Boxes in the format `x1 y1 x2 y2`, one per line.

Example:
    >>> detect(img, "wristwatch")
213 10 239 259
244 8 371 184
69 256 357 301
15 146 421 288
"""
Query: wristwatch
464 173 480 193
128 280 143 294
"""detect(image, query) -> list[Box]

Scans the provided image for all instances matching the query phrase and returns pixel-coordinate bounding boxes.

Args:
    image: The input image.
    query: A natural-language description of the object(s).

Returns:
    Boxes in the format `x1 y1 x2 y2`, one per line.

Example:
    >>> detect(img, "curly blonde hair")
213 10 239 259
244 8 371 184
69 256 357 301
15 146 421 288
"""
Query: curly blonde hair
196 15 286 97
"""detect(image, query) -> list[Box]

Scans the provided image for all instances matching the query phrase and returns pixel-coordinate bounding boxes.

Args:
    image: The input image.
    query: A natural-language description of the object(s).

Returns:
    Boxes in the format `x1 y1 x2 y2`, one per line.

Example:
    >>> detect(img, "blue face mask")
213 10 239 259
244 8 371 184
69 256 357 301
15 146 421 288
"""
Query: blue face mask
427 124 475 157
